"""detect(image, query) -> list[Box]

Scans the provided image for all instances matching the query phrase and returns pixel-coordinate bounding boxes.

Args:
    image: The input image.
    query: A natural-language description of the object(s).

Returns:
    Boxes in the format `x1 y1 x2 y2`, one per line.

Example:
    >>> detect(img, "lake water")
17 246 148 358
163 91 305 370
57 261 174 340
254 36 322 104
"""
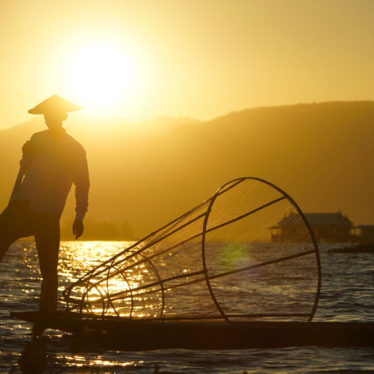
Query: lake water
1 241 374 373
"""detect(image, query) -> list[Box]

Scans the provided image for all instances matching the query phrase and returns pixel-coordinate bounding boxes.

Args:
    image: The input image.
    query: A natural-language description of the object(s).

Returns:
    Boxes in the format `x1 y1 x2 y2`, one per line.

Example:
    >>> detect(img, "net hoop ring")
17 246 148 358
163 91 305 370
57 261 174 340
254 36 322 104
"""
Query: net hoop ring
201 177 321 323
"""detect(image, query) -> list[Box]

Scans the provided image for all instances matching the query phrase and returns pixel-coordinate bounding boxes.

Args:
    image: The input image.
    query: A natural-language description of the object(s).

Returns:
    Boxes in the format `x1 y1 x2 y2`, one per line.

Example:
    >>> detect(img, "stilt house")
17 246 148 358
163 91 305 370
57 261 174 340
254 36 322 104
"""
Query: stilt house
271 212 353 243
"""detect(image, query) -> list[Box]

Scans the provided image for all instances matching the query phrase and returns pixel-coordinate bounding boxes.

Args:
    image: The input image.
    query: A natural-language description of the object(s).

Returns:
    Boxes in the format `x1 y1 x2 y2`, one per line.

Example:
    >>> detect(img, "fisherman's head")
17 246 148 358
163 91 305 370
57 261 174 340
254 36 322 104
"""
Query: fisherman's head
28 95 82 132
43 110 68 131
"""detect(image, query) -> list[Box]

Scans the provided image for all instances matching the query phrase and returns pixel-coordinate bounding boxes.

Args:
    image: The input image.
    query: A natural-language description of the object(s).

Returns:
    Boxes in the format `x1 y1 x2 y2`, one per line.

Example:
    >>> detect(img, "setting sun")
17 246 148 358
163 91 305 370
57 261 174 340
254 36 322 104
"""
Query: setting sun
66 42 137 113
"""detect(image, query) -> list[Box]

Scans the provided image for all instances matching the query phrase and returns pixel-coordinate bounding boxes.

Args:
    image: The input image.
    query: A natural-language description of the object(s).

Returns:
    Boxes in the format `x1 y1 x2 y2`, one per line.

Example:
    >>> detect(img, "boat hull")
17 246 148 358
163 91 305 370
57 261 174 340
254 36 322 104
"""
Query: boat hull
11 311 374 350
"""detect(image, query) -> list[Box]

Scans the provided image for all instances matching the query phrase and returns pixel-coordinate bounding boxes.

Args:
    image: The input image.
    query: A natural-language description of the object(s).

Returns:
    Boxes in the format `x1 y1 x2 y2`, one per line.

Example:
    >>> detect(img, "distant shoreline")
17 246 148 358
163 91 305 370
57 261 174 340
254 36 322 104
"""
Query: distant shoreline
329 243 374 253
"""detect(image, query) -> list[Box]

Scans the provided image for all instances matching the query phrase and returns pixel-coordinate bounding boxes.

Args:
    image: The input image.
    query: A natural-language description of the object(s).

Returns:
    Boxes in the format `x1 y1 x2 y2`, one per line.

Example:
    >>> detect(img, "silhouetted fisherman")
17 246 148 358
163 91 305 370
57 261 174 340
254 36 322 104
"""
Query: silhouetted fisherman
0 95 89 319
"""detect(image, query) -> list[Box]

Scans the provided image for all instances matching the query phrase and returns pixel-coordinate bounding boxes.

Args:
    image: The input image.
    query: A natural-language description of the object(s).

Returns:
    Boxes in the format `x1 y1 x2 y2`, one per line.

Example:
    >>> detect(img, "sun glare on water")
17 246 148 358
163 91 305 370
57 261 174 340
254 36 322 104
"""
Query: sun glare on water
66 42 137 114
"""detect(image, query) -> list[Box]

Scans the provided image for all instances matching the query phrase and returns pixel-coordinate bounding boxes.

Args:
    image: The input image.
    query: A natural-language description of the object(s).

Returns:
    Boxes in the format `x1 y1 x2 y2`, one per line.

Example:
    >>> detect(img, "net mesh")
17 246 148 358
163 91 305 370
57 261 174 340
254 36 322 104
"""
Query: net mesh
63 178 320 322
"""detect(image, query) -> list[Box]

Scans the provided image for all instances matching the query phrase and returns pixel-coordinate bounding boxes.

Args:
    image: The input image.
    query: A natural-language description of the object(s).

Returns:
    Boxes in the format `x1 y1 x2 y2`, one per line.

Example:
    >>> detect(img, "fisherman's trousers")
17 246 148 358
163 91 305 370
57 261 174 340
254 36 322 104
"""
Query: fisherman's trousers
0 200 60 312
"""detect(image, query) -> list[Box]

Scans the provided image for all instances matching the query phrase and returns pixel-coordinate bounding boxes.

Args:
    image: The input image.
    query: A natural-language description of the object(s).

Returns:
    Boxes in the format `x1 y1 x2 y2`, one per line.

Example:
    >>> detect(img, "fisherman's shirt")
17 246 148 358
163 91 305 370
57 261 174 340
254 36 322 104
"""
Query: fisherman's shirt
12 129 89 219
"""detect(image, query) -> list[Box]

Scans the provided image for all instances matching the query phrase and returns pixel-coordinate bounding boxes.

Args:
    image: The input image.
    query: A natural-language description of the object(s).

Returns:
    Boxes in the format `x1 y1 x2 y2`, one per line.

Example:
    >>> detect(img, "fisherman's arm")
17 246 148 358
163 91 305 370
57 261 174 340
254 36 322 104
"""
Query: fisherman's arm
20 135 36 170
72 147 90 239
9 135 36 201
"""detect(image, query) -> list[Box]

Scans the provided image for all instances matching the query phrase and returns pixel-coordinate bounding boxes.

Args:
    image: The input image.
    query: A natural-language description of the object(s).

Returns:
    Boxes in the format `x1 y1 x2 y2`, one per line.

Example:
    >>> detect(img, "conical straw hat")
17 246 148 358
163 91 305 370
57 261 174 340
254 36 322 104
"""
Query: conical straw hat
28 95 82 114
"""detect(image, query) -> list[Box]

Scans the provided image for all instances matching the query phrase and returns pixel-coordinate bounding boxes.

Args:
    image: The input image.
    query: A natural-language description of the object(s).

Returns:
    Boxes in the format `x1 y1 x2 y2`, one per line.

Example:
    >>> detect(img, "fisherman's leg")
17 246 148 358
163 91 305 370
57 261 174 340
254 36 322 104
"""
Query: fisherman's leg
34 215 60 313
0 225 19 262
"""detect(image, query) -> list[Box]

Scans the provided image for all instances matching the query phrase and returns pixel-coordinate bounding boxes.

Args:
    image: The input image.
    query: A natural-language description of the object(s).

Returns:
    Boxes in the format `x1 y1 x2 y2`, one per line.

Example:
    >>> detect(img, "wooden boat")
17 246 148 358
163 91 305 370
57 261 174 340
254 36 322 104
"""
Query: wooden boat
11 311 374 349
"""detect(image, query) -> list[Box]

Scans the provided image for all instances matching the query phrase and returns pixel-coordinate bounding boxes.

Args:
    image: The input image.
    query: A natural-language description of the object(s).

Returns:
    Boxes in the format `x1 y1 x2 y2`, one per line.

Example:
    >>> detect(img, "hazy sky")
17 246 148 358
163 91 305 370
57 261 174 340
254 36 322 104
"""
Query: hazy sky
1 0 373 127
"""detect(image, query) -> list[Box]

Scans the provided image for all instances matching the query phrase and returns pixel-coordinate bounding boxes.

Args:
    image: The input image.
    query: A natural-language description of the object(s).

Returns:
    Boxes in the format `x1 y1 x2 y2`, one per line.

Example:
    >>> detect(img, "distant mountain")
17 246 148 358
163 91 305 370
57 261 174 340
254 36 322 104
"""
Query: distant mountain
1 101 374 239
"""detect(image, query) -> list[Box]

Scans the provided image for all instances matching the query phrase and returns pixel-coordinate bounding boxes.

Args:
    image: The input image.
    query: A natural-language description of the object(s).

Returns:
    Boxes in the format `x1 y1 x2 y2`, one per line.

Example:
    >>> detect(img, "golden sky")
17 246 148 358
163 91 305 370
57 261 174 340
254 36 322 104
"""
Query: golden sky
1 0 374 127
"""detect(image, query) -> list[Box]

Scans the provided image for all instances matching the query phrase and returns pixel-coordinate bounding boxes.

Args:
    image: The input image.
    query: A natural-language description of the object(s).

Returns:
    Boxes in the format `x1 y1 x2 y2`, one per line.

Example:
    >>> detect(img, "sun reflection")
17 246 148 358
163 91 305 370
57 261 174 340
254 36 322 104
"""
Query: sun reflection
60 354 139 368
59 241 167 317
59 241 134 307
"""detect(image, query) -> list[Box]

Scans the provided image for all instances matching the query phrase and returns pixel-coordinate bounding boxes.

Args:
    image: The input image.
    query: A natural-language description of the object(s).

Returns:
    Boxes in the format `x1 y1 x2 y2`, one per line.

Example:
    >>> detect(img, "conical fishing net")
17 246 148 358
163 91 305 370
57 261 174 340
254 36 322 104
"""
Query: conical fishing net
63 177 321 322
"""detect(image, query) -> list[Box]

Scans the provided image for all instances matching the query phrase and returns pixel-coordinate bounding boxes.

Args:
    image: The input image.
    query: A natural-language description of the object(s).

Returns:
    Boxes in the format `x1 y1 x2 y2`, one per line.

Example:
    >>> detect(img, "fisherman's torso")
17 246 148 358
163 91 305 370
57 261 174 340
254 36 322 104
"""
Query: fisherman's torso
13 129 86 216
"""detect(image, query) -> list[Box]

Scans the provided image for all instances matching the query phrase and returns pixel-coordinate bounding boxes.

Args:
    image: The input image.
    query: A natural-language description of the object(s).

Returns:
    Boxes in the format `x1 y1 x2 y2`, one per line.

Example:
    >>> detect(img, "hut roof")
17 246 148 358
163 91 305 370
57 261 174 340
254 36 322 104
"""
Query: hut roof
274 212 353 228
304 213 353 226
